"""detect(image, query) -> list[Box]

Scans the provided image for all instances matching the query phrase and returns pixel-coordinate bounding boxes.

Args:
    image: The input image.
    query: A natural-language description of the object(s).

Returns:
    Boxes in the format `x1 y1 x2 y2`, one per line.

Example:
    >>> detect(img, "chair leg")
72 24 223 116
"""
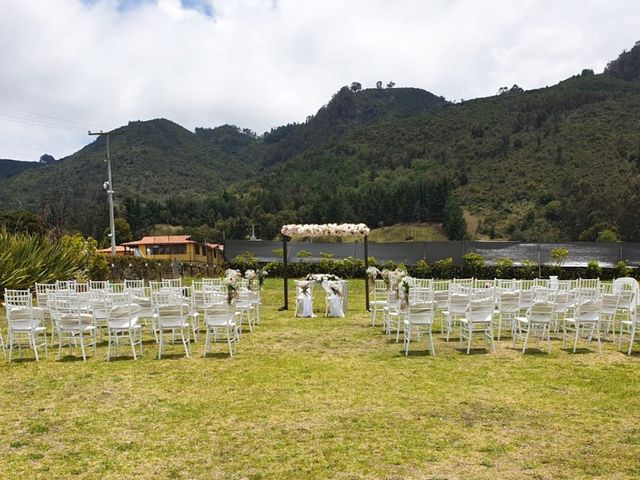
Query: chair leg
8 331 13 363
429 330 435 356
79 335 87 361
573 325 580 353
522 328 530 353
182 329 190 358
203 329 210 357
466 326 473 354
130 330 137 360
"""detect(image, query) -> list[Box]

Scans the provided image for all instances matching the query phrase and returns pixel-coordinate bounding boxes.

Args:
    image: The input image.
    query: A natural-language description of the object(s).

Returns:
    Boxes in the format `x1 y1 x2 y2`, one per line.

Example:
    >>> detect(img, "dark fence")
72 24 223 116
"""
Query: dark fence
224 240 640 268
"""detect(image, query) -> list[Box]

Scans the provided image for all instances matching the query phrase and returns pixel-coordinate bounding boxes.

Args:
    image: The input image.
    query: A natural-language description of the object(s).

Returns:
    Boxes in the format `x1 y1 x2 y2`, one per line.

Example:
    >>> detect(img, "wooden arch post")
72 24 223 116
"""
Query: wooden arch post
364 234 370 311
280 235 290 310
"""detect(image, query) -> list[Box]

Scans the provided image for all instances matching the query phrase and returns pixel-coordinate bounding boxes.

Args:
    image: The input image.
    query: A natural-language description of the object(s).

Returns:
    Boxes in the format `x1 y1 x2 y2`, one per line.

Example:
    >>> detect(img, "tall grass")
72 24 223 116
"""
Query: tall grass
0 229 82 291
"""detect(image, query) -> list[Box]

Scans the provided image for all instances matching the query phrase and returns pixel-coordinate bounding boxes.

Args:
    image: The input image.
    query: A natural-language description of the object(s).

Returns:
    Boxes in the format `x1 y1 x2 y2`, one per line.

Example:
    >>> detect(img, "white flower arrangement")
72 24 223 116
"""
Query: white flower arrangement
381 268 408 291
306 273 340 282
281 223 370 239
366 266 381 279
224 268 242 303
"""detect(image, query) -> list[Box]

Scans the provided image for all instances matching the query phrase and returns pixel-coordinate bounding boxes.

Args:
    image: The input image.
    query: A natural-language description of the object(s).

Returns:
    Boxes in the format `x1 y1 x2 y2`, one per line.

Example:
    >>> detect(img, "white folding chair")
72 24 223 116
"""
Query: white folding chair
459 298 495 354
403 301 436 356
4 289 47 362
513 301 554 353
106 296 143 361
442 293 470 341
495 290 520 340
370 279 387 327
619 307 640 355
563 299 602 353
155 302 191 359
202 299 238 357
54 292 97 361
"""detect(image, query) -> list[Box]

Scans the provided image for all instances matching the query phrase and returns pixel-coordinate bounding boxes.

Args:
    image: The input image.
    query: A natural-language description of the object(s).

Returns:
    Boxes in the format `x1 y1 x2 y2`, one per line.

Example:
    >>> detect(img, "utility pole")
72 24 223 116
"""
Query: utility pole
88 129 125 257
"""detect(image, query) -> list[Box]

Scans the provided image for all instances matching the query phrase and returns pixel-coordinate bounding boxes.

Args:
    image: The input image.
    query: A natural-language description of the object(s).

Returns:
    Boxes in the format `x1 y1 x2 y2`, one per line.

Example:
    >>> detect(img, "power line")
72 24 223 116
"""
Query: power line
0 112 83 131
0 104 108 131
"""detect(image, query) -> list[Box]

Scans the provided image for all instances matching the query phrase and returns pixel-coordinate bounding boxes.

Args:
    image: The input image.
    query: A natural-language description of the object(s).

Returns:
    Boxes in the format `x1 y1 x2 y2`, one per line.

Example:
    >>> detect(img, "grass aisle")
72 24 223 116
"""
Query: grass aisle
1 279 639 479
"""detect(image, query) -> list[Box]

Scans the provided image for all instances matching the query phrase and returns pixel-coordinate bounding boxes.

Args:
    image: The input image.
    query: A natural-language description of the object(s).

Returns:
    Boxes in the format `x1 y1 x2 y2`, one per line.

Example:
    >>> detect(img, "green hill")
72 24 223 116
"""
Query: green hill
3 42 640 243
0 159 40 180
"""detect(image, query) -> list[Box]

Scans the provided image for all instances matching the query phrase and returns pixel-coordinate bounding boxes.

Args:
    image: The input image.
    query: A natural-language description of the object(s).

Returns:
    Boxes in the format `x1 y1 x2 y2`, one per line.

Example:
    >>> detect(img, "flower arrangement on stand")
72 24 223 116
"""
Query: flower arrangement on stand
381 268 407 291
366 266 381 289
244 269 257 290
224 268 242 304
399 276 411 310
257 267 268 287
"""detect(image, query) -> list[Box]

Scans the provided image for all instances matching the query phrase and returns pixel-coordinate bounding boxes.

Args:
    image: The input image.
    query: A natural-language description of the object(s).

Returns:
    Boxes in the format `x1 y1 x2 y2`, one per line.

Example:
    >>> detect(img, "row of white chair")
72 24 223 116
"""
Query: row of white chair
2 280 262 362
373 278 640 356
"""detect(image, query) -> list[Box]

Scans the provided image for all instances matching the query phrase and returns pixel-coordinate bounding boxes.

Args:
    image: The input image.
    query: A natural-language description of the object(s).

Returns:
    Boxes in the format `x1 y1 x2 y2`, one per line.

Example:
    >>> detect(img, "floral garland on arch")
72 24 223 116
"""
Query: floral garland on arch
281 223 370 239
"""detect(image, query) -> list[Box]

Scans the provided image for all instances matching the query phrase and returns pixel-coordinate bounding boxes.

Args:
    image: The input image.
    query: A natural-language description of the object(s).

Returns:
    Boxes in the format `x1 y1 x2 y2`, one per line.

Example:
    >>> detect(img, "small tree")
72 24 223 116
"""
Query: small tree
350 82 362 93
386 81 395 88
375 81 383 89
551 247 569 267
596 229 618 242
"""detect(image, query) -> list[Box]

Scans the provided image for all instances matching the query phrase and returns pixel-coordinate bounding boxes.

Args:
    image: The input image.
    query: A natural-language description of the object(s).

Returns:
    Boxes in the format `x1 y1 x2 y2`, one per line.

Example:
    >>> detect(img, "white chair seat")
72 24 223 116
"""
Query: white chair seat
109 319 141 330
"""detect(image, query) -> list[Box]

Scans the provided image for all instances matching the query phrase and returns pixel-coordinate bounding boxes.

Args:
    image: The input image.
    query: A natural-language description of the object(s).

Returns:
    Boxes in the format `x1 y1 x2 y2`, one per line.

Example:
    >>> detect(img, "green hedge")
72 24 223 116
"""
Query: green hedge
227 256 638 281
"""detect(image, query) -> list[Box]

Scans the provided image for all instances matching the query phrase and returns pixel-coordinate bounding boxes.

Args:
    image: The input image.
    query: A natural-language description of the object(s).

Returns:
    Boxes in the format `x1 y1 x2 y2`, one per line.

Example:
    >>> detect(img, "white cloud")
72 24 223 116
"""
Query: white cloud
0 0 638 160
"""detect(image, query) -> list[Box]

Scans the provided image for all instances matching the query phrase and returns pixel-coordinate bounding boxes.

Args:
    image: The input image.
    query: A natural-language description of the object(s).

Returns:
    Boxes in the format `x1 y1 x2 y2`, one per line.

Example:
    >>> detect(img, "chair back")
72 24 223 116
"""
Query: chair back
35 283 55 308
527 301 554 323
575 300 601 322
107 300 140 328
4 289 32 309
125 279 145 290
204 302 235 326
410 287 433 303
407 301 436 325
447 293 470 314
162 278 182 288
466 298 495 322
156 303 189 328
601 293 620 314
497 291 520 313
617 290 635 310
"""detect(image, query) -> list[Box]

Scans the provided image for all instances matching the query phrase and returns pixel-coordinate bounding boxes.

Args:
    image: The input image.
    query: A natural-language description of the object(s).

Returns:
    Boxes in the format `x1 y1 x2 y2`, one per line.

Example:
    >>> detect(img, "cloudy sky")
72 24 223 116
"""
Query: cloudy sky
1 0 638 161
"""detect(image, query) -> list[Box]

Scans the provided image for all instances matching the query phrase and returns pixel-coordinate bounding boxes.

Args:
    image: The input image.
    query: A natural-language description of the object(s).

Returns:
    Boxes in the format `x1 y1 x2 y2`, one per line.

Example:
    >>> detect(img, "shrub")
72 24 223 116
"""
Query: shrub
232 251 260 271
463 252 485 277
434 257 455 278
586 260 602 278
495 257 514 278
0 230 87 290
520 260 538 279
614 260 631 278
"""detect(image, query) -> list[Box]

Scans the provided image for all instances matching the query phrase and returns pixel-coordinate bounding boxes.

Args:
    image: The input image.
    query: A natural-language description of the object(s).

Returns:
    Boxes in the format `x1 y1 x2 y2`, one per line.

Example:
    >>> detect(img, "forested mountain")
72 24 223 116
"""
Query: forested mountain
2 43 640 243
0 159 39 180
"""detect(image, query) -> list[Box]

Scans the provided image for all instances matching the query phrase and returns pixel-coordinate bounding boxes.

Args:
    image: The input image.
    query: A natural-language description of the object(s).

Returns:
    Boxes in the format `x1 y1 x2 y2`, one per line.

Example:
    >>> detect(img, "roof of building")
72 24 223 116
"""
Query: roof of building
206 243 224 251
121 235 196 246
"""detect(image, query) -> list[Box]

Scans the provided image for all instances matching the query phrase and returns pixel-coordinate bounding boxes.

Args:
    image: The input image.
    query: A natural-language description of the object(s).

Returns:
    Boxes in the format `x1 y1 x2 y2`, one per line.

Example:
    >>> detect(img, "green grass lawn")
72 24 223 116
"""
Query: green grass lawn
1 279 639 479
368 223 447 242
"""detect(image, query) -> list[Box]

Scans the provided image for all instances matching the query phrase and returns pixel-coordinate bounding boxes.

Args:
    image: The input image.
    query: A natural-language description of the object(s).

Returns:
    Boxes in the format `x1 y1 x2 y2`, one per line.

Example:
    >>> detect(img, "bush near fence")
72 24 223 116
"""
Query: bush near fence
227 255 638 281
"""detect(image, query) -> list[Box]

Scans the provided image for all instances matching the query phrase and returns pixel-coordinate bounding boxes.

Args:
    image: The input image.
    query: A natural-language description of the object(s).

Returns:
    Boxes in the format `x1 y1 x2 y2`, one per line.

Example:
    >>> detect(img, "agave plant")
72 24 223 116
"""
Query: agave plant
0 229 84 291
